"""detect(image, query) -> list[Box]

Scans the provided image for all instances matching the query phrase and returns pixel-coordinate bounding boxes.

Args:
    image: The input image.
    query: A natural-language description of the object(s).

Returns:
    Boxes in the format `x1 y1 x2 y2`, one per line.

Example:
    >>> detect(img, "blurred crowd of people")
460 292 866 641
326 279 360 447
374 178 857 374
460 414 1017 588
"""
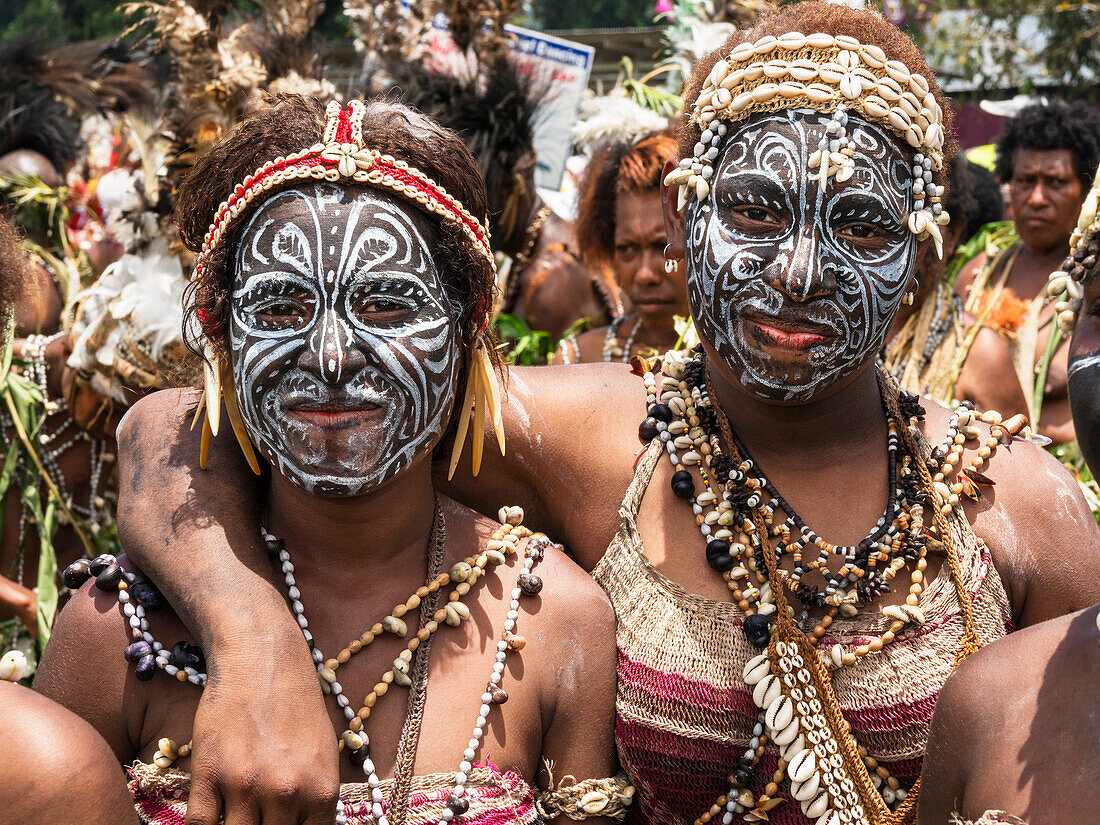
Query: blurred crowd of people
1 2 1099 825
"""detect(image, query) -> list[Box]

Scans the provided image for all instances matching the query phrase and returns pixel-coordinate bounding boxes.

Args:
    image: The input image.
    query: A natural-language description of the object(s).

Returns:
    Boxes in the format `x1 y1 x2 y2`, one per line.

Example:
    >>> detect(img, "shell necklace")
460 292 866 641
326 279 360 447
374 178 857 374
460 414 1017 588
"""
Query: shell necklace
72 504 547 825
603 315 641 362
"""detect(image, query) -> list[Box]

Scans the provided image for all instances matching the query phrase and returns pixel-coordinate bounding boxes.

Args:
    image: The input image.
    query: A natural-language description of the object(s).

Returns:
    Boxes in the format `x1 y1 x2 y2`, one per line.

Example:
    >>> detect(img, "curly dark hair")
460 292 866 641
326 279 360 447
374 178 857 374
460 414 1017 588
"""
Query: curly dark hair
995 100 1100 190
954 160 1004 243
176 94 496 364
385 58 545 251
0 210 32 344
678 2 958 214
576 134 678 271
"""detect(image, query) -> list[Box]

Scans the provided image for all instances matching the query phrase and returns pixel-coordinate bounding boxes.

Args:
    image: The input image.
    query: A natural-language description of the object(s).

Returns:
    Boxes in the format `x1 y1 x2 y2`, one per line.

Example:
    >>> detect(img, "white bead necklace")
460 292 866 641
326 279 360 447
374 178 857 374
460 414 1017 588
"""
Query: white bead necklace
89 507 548 825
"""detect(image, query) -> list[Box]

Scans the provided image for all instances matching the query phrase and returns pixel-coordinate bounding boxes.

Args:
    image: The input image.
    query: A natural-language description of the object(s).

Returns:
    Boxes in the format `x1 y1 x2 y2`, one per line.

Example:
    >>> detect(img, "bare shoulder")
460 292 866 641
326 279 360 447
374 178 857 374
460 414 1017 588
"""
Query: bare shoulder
116 386 199 446
920 401 1087 525
928 607 1096 742
505 362 644 475
920 402 1100 622
523 538 617 726
0 682 138 824
532 538 615 630
507 363 648 568
36 571 135 691
34 559 159 758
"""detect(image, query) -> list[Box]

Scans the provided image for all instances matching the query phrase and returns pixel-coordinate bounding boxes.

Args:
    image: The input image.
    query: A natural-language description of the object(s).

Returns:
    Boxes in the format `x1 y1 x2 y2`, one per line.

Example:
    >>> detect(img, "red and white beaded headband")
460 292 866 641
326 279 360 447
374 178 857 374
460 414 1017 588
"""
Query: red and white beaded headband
194 98 496 303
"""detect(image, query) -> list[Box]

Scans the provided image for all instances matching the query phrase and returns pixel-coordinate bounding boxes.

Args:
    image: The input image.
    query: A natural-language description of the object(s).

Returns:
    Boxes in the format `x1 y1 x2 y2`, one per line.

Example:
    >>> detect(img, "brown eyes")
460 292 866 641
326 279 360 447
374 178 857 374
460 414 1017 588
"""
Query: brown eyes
252 298 413 330
837 222 890 242
356 299 413 325
725 205 784 235
614 240 667 261
258 301 309 331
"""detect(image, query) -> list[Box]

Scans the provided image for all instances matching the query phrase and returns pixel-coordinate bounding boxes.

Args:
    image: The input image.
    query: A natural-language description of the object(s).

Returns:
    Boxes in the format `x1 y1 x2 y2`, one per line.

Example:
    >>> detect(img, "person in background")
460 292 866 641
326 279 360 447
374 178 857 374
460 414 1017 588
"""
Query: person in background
0 210 135 825
918 163 1100 825
966 159 1009 233
955 100 1100 441
554 134 690 364
882 159 1005 401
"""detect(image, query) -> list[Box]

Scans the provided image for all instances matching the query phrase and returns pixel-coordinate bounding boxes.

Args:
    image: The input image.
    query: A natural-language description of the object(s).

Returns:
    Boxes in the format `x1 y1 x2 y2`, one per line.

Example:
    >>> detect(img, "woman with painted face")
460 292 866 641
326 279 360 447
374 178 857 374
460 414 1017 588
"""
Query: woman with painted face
34 96 622 825
107 6 1100 825
554 135 690 364
917 165 1100 825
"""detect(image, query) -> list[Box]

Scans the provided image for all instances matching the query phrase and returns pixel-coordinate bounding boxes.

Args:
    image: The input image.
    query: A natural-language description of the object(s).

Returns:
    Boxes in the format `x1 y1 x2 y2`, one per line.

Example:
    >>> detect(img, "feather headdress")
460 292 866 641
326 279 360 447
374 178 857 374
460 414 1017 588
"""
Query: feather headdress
67 0 333 413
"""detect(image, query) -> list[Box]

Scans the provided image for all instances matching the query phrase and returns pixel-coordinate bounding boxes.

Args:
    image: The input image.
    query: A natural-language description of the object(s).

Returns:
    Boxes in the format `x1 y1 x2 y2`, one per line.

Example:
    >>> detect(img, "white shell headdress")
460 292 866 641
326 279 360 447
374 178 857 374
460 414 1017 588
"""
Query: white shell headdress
663 31 952 257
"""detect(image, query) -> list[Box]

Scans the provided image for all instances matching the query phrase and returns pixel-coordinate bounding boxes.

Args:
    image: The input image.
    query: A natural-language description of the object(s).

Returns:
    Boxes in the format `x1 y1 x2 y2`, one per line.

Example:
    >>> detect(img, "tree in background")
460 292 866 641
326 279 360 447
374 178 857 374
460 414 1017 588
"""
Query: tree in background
0 0 352 44
534 0 655 29
884 0 1100 91
1 0 125 43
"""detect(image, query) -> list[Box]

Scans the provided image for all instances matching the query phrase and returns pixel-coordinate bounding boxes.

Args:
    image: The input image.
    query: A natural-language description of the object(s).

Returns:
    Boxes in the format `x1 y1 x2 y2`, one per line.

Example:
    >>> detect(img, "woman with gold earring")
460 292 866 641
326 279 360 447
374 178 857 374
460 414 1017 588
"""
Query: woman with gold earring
36 96 625 825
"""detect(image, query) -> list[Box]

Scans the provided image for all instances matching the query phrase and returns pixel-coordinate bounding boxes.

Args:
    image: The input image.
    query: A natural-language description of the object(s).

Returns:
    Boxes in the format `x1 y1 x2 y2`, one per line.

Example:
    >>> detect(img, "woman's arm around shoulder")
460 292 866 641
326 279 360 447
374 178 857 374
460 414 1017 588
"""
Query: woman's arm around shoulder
530 540 620 824
113 388 339 825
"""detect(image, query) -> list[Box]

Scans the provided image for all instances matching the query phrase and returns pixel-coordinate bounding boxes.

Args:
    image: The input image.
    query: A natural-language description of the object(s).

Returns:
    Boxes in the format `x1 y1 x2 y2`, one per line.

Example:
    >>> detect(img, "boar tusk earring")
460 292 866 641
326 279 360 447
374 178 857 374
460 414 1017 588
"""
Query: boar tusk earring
448 334 506 480
193 346 262 475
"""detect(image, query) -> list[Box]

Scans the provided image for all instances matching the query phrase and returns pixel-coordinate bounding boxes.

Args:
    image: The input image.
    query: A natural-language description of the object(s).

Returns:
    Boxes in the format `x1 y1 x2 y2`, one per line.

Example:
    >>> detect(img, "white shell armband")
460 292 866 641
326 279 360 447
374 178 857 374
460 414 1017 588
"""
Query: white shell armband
535 763 636 821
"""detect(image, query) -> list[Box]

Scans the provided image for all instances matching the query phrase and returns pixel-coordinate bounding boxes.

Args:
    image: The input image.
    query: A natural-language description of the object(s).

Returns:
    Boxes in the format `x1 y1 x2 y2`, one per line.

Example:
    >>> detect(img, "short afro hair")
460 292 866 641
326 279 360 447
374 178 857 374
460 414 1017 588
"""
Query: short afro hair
994 100 1100 190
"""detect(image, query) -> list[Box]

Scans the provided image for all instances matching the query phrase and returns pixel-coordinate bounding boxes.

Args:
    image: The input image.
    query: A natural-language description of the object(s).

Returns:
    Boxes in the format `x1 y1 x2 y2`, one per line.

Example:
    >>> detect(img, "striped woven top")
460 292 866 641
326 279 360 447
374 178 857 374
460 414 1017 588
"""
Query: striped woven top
593 437 1013 825
128 762 538 825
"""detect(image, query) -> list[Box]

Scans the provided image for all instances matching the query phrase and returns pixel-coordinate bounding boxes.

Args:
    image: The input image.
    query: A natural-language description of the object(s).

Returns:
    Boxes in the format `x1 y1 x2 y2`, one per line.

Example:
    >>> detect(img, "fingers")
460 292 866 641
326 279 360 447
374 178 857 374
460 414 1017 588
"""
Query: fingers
184 772 225 825
297 784 340 825
184 766 338 825
259 786 338 825
221 795 262 825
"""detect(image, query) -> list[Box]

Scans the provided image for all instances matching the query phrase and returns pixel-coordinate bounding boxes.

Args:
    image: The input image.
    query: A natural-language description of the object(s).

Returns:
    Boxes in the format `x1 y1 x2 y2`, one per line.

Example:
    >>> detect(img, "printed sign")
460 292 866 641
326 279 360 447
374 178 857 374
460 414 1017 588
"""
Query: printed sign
505 25 594 191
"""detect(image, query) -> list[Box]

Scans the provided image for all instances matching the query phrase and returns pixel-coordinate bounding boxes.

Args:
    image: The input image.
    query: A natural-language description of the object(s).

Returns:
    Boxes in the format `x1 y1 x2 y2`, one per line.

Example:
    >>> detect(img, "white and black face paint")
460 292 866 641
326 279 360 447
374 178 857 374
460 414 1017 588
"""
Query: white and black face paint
686 109 917 402
229 184 459 496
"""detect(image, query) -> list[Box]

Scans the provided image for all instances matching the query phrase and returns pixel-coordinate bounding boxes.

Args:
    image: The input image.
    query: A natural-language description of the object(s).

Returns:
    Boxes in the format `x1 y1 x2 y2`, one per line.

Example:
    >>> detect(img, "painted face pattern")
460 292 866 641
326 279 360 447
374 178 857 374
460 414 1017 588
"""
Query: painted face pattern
229 184 458 495
686 109 917 402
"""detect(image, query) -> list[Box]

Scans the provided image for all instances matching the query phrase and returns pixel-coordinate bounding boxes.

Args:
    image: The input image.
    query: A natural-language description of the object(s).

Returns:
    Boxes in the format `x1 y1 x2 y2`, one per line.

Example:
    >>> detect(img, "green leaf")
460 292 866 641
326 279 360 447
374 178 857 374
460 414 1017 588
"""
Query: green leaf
0 312 14 392
34 496 59 645
0 438 21 540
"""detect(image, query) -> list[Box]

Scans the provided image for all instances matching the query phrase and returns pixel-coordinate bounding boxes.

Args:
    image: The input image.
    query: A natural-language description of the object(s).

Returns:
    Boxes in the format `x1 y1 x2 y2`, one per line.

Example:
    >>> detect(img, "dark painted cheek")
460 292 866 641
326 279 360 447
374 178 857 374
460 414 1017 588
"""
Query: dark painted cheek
1069 352 1100 475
